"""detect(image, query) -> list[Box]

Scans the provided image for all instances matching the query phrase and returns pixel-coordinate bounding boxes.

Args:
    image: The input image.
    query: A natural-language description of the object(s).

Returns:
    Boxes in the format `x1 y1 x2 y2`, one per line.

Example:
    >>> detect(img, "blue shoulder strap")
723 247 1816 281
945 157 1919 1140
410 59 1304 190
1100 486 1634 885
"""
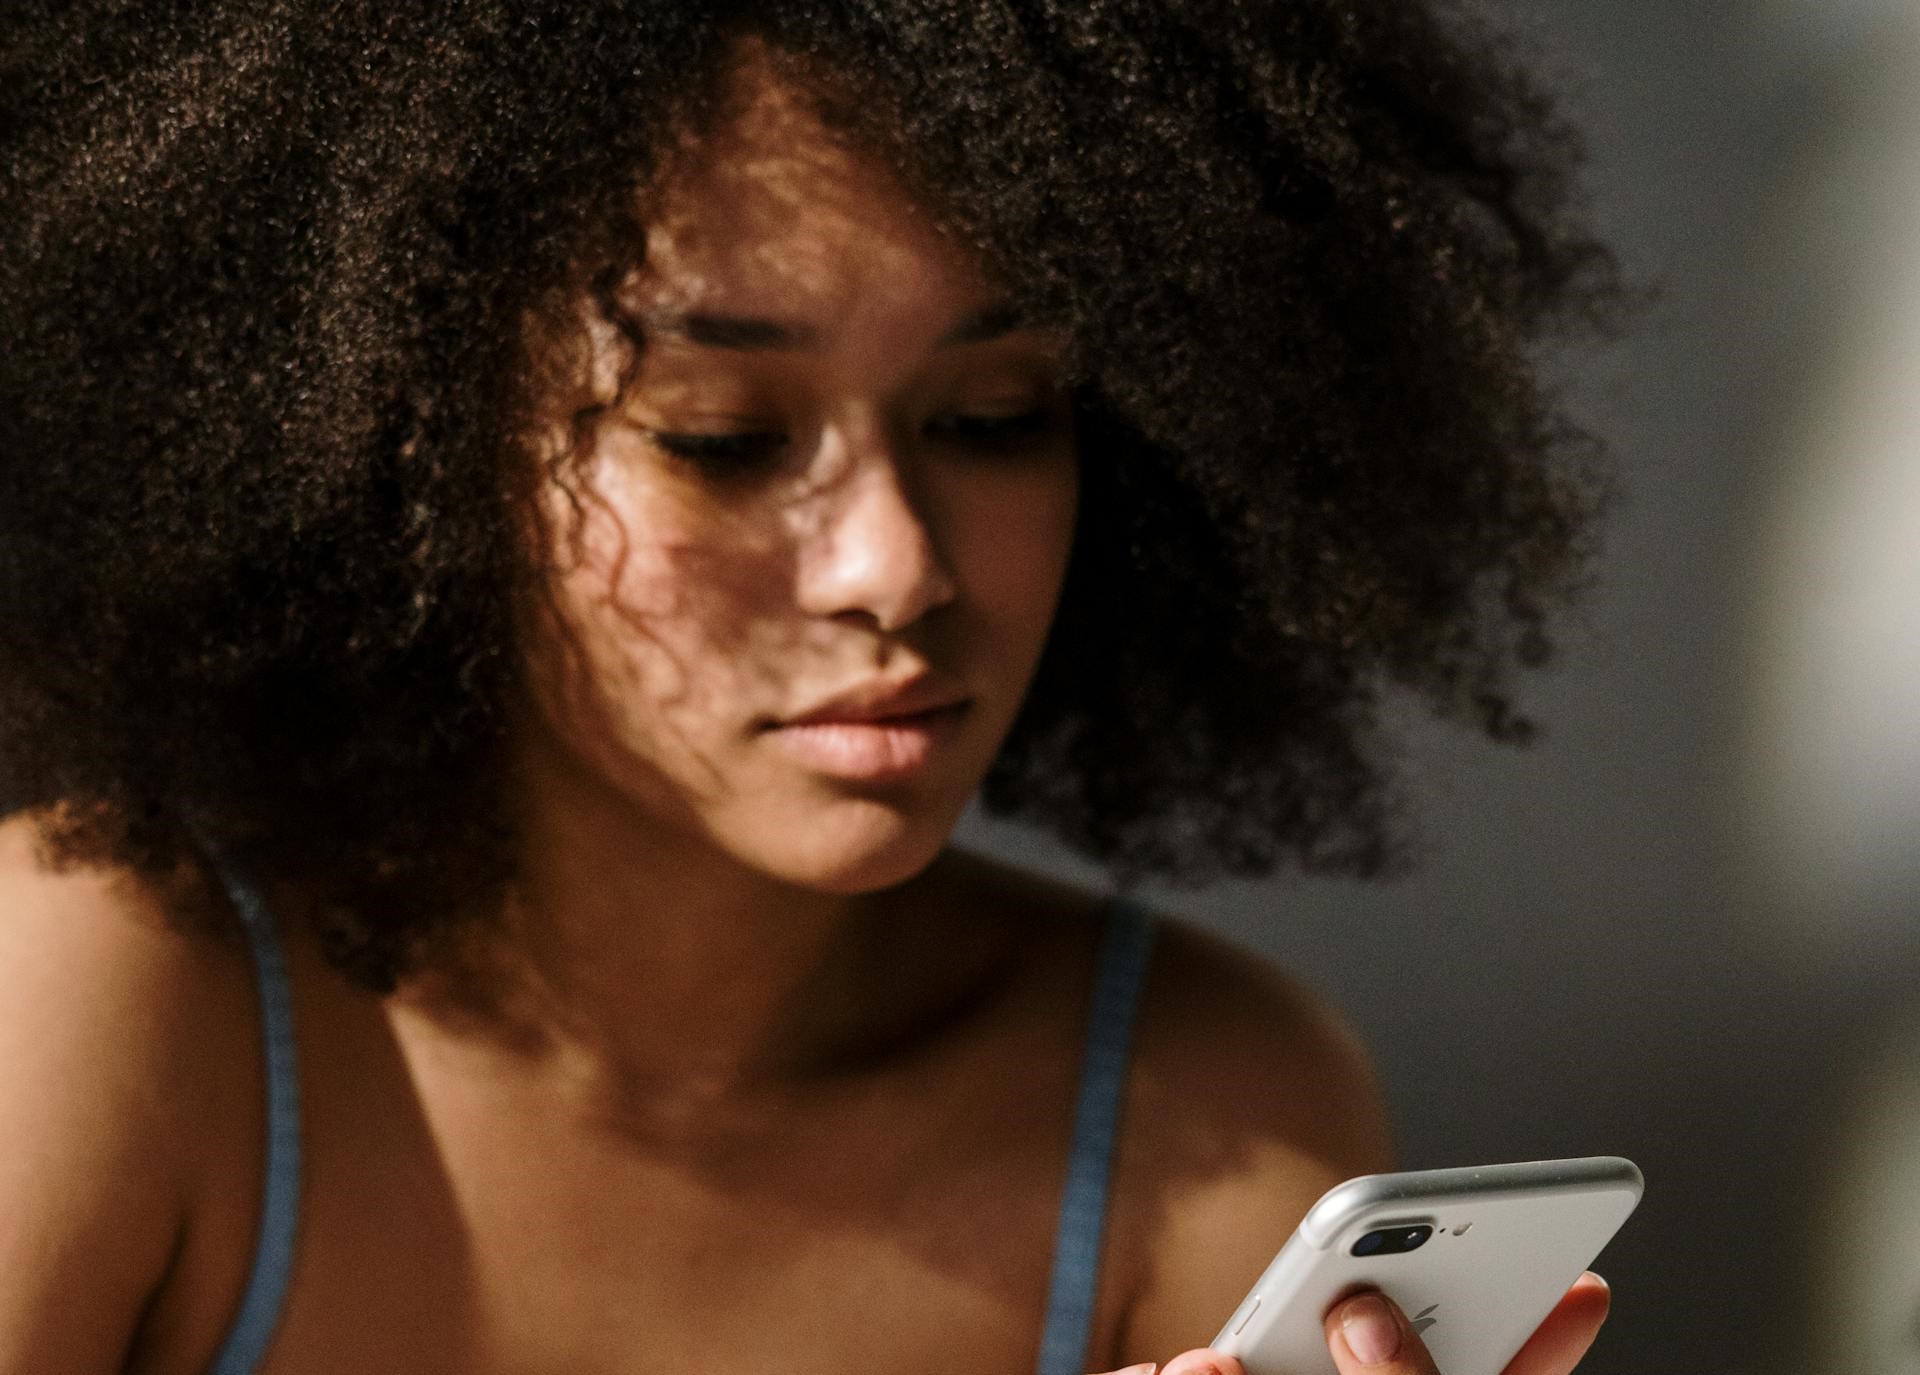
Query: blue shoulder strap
204 853 303 1375
1033 897 1158 1375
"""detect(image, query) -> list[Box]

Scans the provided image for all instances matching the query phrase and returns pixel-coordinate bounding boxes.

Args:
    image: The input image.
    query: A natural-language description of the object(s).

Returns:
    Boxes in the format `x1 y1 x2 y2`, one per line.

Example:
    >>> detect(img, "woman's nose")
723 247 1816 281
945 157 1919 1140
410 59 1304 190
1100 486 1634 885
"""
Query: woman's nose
795 444 958 634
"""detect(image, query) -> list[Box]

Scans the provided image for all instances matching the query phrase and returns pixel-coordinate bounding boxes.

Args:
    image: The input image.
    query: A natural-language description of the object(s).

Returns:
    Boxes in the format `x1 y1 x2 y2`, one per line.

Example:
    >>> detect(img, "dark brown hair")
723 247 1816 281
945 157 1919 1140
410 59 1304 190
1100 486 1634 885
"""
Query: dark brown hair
0 0 1615 988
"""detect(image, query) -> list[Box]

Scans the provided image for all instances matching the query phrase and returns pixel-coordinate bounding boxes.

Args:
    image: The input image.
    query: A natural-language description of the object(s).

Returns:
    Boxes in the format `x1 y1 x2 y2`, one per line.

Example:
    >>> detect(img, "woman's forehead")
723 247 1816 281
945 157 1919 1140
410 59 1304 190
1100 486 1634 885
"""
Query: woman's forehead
632 54 1003 339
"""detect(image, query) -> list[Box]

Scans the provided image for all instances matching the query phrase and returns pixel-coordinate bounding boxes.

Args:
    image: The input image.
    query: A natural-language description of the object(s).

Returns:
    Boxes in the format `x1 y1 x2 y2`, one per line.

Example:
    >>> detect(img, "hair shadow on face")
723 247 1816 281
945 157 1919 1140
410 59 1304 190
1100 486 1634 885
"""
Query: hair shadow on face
520 496 747 808
522 353 862 815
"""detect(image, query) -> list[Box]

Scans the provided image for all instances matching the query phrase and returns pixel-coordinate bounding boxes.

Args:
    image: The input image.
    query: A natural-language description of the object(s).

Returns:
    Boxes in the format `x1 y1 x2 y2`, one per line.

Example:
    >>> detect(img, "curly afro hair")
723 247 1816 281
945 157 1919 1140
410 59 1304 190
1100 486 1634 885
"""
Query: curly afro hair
0 0 1615 989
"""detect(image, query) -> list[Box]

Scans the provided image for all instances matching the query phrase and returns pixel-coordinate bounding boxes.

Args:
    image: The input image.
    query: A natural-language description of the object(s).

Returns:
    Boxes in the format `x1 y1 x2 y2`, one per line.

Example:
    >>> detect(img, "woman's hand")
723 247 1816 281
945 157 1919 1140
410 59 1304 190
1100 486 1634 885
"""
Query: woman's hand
1094 1271 1611 1375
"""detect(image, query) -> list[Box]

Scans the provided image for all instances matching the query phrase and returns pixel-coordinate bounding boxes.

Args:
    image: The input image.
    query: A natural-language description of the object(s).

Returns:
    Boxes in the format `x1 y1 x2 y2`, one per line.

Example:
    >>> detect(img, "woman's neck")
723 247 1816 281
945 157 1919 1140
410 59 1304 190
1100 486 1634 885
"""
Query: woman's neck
379 753 1017 1140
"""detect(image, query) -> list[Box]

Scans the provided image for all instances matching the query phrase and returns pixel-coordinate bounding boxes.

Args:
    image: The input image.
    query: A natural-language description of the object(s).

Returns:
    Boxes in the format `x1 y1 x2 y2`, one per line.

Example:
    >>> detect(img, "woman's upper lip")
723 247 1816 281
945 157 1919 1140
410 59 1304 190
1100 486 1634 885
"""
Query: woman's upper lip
777 677 971 726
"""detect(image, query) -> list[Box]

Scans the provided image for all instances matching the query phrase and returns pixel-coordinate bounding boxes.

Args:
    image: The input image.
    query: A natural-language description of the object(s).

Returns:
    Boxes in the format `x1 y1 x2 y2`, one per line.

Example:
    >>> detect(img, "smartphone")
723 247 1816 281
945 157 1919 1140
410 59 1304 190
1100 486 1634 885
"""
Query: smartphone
1211 1156 1642 1375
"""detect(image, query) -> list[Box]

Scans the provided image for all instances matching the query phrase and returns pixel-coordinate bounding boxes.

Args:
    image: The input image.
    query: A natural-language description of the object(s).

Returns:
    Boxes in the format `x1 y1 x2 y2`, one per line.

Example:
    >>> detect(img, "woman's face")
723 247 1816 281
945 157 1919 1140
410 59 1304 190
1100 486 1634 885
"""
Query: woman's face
515 56 1079 894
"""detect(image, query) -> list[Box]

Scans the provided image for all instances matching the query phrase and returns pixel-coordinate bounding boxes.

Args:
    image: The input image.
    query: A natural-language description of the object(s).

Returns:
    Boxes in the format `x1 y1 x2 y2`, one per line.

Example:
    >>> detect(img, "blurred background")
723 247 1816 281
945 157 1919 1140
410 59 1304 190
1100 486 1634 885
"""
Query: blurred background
963 1 1920 1371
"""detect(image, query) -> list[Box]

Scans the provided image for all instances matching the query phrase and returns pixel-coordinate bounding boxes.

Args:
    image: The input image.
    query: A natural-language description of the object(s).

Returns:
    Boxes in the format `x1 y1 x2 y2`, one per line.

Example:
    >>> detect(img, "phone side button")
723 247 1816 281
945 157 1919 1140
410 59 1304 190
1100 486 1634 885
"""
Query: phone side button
1232 1298 1262 1337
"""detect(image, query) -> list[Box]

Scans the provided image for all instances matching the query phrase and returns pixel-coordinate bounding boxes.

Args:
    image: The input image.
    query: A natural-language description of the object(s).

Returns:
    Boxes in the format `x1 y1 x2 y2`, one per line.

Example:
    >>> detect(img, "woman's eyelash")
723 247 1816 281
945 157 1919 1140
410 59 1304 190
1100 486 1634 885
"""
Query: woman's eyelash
647 430 785 467
646 408 1056 472
925 408 1054 447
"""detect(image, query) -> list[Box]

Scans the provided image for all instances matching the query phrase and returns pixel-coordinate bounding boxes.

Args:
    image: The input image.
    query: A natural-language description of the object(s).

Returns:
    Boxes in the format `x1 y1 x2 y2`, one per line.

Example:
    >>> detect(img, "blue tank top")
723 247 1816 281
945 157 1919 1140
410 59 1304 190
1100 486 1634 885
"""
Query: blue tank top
204 860 1158 1375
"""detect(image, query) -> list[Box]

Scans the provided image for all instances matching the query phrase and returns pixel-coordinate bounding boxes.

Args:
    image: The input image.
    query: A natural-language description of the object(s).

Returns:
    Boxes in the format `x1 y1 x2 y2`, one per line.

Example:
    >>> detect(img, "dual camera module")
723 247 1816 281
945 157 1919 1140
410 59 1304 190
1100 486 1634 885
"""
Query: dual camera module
1349 1224 1435 1257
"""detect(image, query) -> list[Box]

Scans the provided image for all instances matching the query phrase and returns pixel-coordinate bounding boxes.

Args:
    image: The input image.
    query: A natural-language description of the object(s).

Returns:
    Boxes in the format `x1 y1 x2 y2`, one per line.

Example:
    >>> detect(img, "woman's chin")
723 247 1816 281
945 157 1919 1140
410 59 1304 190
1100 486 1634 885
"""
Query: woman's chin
749 802 962 896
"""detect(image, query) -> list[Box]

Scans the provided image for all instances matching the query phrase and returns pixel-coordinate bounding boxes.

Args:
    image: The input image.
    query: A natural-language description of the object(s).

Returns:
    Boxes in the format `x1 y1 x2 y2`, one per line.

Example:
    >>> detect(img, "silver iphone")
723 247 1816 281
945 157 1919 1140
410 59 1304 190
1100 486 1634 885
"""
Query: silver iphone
1211 1156 1643 1375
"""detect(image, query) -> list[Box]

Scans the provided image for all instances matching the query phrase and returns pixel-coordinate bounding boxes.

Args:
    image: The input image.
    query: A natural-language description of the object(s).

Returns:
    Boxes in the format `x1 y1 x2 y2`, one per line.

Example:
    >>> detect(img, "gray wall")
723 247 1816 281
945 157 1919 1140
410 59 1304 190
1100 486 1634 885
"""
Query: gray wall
964 3 1920 1371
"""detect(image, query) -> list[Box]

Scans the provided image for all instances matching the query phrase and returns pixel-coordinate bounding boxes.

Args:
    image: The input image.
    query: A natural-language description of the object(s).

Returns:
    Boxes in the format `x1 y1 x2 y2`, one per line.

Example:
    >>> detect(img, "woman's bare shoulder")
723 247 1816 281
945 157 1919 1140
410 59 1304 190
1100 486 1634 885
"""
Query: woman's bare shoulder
937 858 1391 1360
0 812 259 1372
1113 911 1396 1358
0 811 257 1053
1130 914 1394 1173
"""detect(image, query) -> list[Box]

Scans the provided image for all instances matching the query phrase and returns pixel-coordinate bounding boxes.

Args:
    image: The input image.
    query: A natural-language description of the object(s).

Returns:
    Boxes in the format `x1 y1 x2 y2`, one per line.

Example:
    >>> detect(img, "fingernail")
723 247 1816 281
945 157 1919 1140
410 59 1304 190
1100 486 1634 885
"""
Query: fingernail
1339 1293 1402 1366
1114 1365 1158 1375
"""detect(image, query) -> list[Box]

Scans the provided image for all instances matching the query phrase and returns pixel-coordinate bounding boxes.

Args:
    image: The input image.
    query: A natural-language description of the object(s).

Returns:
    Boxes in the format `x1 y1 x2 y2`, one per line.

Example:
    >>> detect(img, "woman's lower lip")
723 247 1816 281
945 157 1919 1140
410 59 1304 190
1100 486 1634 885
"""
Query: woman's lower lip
766 703 970 782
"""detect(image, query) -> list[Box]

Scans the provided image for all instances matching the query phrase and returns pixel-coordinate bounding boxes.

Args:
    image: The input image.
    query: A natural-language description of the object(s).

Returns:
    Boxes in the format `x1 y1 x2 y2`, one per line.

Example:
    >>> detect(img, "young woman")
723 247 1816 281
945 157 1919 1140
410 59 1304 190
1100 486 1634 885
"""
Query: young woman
0 3 1617 1372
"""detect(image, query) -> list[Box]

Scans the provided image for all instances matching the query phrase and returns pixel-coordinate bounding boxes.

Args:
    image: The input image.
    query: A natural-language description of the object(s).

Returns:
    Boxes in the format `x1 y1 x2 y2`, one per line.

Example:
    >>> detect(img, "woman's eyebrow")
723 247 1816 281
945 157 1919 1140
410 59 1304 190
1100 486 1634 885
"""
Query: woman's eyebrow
635 300 1030 352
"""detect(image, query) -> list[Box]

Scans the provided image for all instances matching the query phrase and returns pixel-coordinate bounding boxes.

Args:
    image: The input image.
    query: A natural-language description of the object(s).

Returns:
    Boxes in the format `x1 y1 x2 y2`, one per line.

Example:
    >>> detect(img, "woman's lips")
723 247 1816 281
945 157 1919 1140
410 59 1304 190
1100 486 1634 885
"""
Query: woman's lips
763 702 970 782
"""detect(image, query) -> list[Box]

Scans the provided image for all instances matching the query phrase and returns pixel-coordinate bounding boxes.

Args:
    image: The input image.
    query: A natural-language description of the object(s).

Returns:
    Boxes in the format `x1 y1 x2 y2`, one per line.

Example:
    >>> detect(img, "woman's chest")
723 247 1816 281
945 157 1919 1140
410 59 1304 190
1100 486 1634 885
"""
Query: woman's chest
253 977 1116 1373
268 1177 1068 1373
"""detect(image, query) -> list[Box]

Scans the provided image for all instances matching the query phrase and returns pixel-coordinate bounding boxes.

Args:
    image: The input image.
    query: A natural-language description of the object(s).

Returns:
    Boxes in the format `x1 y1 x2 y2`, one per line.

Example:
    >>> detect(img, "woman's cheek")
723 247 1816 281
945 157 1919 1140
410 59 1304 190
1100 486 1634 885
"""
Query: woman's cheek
957 457 1080 632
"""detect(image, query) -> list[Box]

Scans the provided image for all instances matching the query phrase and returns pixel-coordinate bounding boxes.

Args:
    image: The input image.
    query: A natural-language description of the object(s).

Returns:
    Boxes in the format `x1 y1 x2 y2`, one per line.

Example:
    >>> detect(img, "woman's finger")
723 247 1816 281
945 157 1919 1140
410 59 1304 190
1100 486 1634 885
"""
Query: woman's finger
1324 1290 1443 1375
1497 1273 1611 1375
1090 1350 1248 1375
1159 1350 1248 1375
1104 1270 1610 1375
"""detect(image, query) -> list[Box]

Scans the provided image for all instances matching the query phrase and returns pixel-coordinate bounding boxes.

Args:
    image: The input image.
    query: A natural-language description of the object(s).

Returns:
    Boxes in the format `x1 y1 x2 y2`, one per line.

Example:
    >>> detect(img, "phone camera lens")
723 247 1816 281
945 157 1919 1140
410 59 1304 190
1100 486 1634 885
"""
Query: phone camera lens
1350 1225 1434 1257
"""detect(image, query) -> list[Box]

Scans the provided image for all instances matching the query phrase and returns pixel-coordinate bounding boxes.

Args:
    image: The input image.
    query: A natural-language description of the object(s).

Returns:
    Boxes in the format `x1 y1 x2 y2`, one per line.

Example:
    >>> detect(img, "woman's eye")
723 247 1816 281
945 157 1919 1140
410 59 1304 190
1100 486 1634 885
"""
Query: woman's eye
926 408 1056 450
647 430 787 471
